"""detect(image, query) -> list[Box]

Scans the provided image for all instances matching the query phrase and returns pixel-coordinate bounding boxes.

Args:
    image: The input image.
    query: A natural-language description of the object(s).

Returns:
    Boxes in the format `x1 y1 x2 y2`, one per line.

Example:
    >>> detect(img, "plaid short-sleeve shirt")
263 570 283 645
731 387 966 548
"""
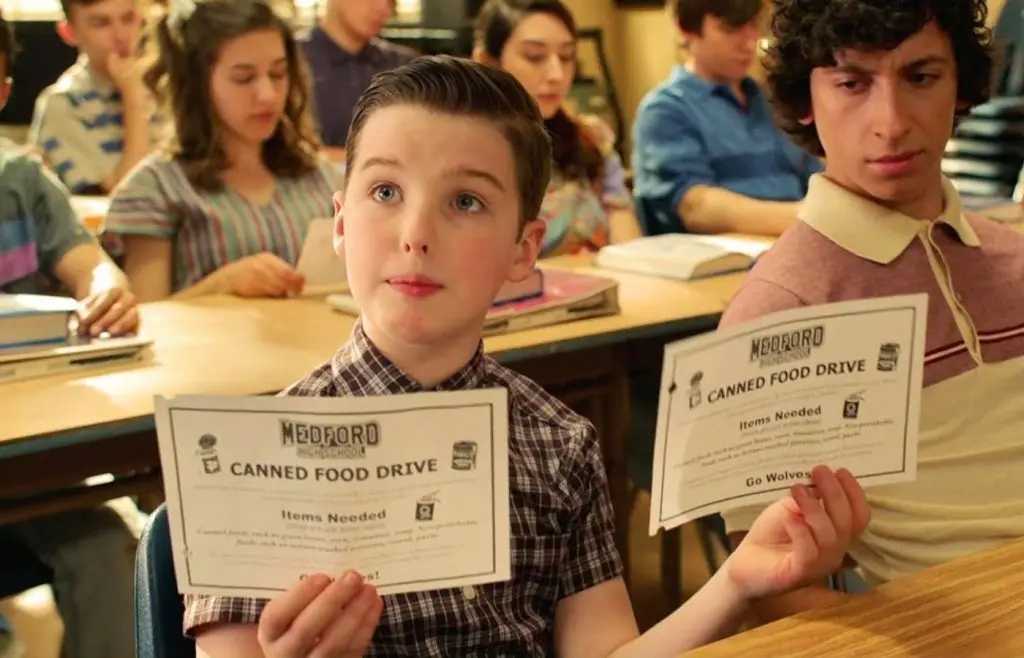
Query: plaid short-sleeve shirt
183 321 623 656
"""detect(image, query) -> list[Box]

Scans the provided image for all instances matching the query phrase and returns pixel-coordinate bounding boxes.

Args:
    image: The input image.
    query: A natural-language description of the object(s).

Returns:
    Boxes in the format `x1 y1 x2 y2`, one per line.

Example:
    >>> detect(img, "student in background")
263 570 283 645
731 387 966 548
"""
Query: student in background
104 0 339 302
184 55 869 658
720 0 1024 626
29 0 156 195
0 14 141 658
473 0 641 257
631 0 822 236
302 0 416 152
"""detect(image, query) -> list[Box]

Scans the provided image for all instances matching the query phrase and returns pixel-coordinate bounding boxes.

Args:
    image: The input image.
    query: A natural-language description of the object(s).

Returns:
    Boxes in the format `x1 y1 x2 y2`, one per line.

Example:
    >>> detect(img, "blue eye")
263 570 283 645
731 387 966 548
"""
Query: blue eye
371 184 401 204
454 193 484 213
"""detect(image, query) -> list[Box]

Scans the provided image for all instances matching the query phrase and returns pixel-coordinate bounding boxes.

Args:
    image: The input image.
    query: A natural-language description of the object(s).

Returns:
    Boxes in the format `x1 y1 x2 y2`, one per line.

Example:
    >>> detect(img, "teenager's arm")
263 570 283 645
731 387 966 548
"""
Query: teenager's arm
103 84 153 192
680 185 801 236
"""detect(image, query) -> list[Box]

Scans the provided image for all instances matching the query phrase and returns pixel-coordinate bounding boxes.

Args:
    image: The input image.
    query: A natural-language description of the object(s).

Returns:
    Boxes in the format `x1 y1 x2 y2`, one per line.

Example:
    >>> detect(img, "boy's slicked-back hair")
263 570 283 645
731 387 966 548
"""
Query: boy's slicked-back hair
0 13 15 78
142 0 320 190
671 0 763 33
346 55 553 232
766 0 995 156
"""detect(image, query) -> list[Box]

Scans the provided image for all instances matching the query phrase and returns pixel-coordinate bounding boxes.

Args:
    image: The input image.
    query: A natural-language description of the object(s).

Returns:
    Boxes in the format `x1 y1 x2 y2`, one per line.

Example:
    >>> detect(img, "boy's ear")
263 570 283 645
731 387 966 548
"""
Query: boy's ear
472 46 496 66
798 112 814 126
332 191 345 256
0 78 11 114
506 218 545 283
56 21 78 48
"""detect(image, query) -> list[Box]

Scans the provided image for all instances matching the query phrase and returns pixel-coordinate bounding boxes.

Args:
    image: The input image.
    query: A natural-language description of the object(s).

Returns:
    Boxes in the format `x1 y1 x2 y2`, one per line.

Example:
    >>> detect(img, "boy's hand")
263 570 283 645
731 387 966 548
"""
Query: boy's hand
106 51 144 95
724 465 870 600
219 253 306 298
78 287 140 337
258 571 383 658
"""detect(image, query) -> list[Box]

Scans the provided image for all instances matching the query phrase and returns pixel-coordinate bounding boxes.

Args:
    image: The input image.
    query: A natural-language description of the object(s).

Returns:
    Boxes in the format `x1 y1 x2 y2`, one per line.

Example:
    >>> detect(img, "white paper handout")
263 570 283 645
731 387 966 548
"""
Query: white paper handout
155 389 511 598
650 294 927 534
296 218 348 293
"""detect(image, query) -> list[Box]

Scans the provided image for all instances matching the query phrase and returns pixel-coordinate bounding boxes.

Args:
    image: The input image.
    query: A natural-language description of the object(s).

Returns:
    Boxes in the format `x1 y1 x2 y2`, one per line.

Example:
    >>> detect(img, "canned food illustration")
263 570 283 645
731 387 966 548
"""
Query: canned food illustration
416 501 436 521
451 441 478 470
877 343 900 372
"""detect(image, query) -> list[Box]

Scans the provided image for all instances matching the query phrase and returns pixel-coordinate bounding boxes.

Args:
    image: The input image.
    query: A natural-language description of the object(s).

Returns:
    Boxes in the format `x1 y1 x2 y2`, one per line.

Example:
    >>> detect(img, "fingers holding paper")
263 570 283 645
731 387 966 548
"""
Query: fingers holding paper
257 570 383 658
725 465 871 600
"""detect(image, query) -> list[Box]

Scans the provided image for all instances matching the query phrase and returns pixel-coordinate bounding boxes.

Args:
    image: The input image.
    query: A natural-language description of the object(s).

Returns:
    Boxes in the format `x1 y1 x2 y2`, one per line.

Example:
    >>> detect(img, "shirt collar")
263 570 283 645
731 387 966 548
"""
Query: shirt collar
73 55 118 99
311 27 382 65
672 65 760 104
797 174 981 264
332 318 487 394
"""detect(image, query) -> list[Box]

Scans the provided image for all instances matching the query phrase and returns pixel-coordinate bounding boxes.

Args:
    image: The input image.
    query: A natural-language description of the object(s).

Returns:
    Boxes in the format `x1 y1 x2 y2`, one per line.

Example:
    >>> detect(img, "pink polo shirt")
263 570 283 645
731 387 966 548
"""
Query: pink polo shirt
720 174 1024 585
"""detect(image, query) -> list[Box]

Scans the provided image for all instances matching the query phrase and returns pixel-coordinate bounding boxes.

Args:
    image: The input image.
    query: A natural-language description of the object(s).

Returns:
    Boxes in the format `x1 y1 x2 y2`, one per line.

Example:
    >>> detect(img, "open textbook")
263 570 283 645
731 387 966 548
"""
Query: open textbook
595 234 772 281
649 294 928 534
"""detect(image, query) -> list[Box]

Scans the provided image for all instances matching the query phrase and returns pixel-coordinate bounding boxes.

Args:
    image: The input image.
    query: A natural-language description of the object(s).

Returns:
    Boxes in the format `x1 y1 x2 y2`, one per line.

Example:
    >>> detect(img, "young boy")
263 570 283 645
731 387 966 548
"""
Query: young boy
631 0 822 237
185 55 869 657
0 14 143 658
721 0 1024 626
29 0 154 194
302 0 416 150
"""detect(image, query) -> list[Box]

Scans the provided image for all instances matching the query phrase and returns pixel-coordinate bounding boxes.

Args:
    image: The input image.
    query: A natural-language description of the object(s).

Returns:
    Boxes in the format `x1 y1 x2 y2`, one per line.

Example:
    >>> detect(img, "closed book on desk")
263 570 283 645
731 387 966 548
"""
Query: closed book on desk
326 269 619 336
0 333 153 384
0 294 78 349
595 234 771 281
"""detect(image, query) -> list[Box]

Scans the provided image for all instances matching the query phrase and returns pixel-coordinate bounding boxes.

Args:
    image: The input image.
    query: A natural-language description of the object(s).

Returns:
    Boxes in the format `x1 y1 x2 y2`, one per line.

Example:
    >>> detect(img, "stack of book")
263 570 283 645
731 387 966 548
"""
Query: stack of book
0 293 153 383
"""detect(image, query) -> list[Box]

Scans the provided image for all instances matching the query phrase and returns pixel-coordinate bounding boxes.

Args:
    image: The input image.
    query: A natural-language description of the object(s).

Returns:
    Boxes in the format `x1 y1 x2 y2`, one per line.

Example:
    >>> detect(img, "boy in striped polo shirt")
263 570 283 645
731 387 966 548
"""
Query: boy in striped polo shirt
29 0 156 194
721 0 1024 625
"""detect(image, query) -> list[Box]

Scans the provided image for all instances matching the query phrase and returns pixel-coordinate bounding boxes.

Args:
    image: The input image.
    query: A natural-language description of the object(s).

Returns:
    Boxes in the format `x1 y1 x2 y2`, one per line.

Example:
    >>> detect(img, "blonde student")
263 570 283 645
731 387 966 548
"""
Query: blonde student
473 0 642 257
103 0 338 302
186 56 870 658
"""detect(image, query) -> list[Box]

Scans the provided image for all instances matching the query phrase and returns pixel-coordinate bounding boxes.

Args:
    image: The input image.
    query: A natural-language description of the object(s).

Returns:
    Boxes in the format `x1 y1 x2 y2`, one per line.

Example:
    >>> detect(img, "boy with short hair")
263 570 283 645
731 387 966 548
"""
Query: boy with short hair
29 0 154 194
187 55 869 658
631 0 822 237
302 0 416 150
721 0 1024 626
0 13 143 658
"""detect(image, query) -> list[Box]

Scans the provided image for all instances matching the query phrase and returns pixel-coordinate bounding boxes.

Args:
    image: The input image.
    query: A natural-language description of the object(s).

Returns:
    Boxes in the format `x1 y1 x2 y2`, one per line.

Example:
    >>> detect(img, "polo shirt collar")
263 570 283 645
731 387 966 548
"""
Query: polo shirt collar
798 174 980 264
74 55 118 99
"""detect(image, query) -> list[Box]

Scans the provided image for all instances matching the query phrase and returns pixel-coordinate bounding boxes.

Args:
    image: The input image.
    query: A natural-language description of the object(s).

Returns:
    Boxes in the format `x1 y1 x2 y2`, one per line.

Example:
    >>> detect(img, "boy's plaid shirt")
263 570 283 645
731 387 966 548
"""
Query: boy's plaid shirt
184 320 623 656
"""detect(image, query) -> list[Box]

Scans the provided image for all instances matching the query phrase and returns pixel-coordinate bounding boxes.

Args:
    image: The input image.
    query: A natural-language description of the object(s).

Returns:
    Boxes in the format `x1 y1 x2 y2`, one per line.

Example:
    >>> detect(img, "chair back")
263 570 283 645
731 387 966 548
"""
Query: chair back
135 504 195 658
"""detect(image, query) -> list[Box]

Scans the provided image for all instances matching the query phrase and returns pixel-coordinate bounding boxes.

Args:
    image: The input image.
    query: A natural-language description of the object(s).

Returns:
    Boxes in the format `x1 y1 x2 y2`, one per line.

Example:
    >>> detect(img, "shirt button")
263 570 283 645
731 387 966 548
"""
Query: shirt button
462 585 476 600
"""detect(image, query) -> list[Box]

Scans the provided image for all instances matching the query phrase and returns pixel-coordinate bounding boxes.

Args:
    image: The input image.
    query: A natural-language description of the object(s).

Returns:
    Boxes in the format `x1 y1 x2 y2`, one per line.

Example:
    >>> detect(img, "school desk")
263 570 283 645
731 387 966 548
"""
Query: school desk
0 259 731 568
682 538 1024 657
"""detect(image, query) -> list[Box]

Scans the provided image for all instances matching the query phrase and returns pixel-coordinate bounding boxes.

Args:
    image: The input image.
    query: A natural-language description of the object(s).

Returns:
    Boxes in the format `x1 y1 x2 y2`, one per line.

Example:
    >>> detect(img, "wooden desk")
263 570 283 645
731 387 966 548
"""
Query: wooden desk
685 539 1024 657
0 264 732 534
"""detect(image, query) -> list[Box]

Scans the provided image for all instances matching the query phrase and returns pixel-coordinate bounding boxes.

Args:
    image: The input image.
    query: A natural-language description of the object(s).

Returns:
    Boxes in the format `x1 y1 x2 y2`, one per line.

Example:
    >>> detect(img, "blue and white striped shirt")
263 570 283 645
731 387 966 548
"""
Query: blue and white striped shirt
29 56 160 194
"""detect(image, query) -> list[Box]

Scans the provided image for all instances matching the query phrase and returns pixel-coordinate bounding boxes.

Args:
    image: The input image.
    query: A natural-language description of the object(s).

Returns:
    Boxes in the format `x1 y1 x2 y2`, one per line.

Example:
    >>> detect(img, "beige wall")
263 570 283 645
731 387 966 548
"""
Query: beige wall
567 0 1011 152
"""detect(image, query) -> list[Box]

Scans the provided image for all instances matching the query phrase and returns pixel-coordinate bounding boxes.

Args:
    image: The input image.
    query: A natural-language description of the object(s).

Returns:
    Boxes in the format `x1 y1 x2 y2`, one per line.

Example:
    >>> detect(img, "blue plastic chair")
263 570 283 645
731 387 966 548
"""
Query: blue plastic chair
134 504 195 658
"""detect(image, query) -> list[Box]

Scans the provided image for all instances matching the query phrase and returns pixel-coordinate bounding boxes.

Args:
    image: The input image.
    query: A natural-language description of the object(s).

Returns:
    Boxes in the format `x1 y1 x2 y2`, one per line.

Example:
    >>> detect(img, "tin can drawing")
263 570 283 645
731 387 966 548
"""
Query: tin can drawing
843 393 863 419
877 343 900 372
197 434 221 474
451 441 478 470
416 501 435 521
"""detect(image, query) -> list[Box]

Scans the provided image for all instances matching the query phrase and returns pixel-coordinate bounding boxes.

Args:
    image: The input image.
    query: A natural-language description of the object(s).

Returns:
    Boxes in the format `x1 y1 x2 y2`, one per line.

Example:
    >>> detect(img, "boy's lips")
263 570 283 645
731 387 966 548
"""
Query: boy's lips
387 275 443 298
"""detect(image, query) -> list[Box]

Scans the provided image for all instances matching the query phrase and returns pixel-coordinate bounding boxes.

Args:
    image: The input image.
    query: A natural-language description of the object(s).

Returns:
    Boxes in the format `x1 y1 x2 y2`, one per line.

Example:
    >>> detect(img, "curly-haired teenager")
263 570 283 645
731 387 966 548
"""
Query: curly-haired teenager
631 0 823 236
103 0 340 302
719 0 1024 626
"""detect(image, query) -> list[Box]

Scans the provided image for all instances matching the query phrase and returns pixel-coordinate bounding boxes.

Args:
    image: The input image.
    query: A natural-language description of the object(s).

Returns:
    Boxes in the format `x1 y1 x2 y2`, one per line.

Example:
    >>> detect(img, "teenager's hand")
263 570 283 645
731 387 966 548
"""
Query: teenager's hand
107 51 144 94
78 286 140 337
219 253 305 298
258 571 383 658
725 466 870 600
